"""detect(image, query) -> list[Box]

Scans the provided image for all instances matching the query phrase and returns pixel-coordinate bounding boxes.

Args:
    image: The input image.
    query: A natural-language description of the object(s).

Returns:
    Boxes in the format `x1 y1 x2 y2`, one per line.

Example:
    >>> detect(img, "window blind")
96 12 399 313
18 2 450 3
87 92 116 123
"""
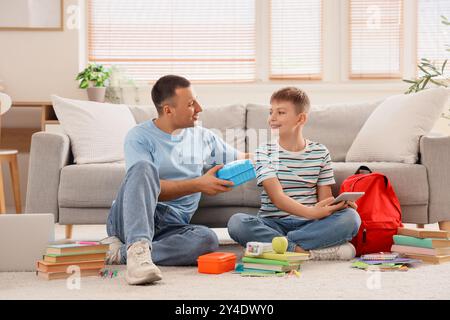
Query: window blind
270 0 322 80
349 0 403 79
88 0 255 83
417 0 450 77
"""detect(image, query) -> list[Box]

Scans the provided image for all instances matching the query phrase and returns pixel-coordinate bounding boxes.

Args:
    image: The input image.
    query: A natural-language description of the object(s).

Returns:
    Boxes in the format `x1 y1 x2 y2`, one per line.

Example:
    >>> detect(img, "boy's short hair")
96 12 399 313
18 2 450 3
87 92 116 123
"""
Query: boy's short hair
151 75 191 115
270 87 311 114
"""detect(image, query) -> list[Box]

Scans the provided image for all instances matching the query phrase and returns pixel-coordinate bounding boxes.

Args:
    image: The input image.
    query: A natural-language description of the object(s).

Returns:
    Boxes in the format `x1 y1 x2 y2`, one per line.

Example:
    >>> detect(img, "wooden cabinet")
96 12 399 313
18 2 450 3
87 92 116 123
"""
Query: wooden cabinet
11 101 59 131
0 102 60 152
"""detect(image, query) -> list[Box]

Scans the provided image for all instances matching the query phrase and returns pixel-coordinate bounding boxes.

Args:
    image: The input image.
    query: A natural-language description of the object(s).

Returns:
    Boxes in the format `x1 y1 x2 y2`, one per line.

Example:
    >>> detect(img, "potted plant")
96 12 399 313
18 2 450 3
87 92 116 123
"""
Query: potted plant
76 63 111 102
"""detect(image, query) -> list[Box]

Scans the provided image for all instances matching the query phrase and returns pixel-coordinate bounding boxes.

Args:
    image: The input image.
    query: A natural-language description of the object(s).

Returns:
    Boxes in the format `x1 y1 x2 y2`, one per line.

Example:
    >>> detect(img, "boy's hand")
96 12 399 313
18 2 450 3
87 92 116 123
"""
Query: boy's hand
315 197 335 208
195 165 234 196
345 201 358 210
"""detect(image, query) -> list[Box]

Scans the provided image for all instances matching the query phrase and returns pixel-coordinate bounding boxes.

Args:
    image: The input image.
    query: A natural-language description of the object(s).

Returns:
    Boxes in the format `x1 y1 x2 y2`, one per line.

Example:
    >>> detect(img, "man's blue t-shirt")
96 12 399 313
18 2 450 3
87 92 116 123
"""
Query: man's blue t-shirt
124 120 238 223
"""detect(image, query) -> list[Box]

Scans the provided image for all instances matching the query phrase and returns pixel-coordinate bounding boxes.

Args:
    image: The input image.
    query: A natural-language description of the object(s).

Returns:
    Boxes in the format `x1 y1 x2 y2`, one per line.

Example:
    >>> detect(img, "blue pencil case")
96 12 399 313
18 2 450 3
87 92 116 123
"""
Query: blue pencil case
216 159 256 187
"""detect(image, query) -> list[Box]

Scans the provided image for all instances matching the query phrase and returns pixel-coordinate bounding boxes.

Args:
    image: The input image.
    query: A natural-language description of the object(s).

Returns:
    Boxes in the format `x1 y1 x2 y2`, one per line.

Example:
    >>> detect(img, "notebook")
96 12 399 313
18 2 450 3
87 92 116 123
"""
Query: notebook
360 252 399 261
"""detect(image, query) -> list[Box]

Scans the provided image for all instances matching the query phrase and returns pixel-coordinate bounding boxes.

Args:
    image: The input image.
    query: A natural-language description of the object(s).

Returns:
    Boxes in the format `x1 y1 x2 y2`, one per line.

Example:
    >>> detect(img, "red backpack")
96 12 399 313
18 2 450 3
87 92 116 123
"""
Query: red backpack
340 166 403 256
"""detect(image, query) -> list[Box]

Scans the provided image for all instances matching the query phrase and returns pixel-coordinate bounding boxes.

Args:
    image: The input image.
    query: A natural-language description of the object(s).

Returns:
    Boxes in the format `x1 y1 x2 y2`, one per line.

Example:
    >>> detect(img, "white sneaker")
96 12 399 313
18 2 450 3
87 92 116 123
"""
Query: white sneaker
309 242 356 261
126 240 162 285
100 236 123 265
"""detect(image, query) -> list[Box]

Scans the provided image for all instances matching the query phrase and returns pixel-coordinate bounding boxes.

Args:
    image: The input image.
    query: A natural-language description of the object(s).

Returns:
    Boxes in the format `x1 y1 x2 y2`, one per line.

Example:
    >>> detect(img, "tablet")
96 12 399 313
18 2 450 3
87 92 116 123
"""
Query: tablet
331 192 365 205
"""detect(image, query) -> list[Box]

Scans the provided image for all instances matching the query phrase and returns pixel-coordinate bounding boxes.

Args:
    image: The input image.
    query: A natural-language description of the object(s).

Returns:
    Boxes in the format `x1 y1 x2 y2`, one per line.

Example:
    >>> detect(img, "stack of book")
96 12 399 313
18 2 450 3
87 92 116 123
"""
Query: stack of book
390 227 450 264
36 241 109 280
236 251 310 277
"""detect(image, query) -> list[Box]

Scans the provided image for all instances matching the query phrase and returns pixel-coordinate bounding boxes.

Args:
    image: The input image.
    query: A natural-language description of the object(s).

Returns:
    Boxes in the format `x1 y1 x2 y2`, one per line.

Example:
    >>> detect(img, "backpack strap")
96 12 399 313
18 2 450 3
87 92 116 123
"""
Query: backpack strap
354 166 389 187
354 165 372 175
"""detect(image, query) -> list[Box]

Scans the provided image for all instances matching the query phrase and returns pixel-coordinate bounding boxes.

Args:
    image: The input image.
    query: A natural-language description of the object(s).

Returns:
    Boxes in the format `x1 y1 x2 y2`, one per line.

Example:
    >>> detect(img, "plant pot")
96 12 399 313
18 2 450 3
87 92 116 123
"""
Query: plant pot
87 87 106 102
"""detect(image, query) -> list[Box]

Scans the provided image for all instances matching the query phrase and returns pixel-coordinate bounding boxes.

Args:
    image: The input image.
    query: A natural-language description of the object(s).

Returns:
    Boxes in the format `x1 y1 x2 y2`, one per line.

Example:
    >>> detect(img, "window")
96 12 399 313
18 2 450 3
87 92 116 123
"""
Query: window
417 0 450 77
88 0 255 83
270 0 322 79
87 1 444 83
349 0 403 79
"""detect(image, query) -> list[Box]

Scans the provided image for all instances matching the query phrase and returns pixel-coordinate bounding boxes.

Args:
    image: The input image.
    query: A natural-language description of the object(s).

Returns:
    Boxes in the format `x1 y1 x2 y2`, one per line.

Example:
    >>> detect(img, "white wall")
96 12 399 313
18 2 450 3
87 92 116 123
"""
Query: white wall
0 0 84 103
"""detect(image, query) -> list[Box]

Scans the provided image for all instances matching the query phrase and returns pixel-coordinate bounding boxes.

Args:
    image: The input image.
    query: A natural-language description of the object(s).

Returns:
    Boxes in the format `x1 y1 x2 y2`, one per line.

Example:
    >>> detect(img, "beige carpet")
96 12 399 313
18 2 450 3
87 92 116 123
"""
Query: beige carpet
1 224 449 300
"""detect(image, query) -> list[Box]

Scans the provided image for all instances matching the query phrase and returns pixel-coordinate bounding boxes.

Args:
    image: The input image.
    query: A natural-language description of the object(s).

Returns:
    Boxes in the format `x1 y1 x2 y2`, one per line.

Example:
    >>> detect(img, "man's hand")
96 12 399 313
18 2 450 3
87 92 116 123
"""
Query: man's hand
311 197 347 219
195 165 234 196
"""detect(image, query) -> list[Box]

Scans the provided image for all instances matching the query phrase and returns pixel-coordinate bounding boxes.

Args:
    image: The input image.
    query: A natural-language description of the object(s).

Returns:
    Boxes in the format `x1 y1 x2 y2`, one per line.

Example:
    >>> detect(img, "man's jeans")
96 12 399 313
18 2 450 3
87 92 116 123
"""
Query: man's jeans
227 209 361 252
106 160 219 265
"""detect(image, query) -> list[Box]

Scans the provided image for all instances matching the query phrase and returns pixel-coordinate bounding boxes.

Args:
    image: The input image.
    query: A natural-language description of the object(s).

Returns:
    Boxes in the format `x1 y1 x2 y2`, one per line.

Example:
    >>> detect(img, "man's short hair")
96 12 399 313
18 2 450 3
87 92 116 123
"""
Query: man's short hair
151 75 191 114
270 87 311 114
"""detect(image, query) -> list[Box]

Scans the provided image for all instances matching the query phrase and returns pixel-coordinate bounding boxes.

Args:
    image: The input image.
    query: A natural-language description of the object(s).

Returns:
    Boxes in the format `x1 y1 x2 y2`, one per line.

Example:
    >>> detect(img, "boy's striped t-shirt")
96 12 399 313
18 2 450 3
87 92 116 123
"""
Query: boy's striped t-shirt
255 140 335 219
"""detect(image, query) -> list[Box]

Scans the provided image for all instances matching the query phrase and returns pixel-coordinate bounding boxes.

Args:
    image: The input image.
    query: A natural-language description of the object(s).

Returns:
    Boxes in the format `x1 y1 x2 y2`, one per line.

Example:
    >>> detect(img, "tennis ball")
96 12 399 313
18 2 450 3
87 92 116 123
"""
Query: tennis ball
272 236 288 254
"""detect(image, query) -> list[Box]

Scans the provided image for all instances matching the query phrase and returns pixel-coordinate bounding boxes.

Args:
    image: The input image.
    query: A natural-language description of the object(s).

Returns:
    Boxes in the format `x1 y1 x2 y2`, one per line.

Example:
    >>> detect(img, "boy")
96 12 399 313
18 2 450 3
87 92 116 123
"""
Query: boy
227 87 361 260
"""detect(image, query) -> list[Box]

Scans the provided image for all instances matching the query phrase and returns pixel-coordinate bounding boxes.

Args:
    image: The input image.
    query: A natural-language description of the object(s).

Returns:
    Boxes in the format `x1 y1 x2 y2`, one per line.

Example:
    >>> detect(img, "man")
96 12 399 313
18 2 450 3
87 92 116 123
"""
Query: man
102 75 247 285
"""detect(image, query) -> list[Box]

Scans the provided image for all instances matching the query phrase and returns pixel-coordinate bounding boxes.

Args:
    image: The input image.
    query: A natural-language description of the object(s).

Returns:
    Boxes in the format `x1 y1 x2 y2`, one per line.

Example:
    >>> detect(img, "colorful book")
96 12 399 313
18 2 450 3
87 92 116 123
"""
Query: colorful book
397 227 449 239
241 256 294 266
37 268 102 280
360 252 399 261
44 252 106 263
36 259 105 273
234 263 277 274
391 244 450 256
402 253 450 264
240 272 286 277
242 262 300 272
357 257 421 265
393 235 450 249
252 251 310 262
46 243 109 255
351 261 408 272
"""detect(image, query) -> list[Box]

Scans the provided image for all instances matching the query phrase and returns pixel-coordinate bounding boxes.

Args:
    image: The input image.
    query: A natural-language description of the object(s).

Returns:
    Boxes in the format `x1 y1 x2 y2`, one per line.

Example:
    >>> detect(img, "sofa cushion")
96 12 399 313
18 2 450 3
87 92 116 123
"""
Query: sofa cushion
59 163 126 208
59 161 428 210
199 182 262 208
58 162 428 208
246 101 381 161
127 104 157 124
346 87 449 164
331 162 428 205
200 162 428 209
199 104 246 153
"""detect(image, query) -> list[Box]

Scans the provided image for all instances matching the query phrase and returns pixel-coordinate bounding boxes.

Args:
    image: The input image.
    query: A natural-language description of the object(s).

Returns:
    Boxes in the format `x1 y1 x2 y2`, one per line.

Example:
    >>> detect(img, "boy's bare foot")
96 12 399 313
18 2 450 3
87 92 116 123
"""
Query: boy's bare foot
294 245 309 254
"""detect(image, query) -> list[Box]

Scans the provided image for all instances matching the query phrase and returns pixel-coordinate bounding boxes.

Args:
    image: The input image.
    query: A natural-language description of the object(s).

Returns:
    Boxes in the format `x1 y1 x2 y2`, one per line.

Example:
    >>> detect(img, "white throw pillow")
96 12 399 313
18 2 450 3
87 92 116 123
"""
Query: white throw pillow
346 88 449 164
51 95 136 164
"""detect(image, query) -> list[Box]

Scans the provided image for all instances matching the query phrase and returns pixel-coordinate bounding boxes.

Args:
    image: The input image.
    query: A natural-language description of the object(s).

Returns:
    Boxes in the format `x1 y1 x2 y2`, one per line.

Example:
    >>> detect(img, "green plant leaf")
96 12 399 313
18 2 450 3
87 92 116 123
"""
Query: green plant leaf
79 79 89 89
76 63 110 88
430 79 447 87
418 65 431 75
442 60 448 74
421 76 430 90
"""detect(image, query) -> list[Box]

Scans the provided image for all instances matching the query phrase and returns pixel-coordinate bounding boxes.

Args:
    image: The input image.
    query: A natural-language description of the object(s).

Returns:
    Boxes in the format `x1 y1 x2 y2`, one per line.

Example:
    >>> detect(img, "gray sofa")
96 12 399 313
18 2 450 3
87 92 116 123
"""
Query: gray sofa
25 101 450 228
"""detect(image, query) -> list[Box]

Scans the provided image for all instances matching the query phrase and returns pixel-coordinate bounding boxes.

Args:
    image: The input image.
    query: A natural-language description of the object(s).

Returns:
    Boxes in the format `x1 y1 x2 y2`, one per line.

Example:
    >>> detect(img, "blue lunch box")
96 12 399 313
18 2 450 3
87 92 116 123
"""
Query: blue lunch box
216 159 256 187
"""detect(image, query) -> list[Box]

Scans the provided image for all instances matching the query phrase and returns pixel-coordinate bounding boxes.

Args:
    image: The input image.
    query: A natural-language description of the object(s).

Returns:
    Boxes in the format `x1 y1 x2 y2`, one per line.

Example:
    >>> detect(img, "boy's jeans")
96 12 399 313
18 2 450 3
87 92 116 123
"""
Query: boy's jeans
106 160 219 265
227 209 361 252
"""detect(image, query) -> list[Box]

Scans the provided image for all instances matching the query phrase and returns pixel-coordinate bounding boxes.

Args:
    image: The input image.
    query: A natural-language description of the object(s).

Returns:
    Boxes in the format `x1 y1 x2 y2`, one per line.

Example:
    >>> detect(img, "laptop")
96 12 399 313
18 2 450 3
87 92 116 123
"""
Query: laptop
0 214 54 271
